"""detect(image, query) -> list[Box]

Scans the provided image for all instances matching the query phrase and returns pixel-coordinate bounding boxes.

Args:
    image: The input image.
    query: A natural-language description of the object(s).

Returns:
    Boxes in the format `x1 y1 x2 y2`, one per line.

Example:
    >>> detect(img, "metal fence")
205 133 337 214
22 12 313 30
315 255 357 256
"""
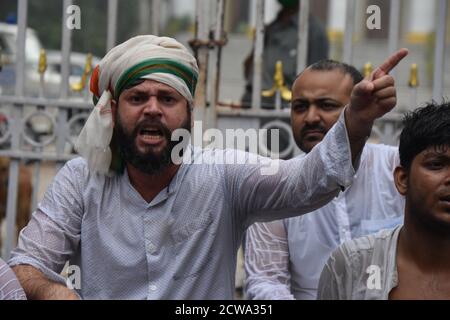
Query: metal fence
0 0 448 258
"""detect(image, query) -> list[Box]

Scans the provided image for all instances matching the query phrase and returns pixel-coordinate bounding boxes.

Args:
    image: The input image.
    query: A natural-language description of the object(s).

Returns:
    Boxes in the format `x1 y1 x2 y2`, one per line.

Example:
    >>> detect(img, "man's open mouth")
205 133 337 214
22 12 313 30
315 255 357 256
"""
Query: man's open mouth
137 125 167 144
140 127 164 138
439 194 450 202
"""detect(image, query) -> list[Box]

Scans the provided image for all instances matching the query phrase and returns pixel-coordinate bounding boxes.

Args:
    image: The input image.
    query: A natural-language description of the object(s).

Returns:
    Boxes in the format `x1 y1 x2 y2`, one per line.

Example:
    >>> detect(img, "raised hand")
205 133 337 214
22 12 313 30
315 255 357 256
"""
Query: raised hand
348 48 409 124
344 48 408 163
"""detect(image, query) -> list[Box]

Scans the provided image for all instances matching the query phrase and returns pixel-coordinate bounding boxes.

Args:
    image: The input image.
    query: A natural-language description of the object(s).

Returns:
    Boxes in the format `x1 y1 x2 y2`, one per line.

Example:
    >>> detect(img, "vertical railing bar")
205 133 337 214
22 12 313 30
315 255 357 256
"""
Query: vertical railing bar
342 0 356 64
251 0 265 109
296 0 310 74
432 0 447 102
152 0 161 36
193 0 209 130
206 0 225 130
15 1 27 97
56 0 73 171
388 0 401 80
3 0 28 258
60 0 72 100
30 155 41 212
106 0 118 51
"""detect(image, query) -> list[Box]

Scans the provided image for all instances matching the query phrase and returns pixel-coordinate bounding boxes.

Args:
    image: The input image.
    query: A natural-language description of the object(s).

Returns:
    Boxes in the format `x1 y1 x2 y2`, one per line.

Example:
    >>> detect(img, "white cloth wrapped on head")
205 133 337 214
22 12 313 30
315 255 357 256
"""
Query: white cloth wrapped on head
75 35 199 175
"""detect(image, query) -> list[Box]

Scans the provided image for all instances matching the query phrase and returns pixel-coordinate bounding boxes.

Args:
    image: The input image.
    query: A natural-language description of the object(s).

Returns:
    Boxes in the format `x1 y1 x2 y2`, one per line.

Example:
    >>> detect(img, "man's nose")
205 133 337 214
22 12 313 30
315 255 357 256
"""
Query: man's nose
143 96 163 116
304 106 321 124
444 168 450 186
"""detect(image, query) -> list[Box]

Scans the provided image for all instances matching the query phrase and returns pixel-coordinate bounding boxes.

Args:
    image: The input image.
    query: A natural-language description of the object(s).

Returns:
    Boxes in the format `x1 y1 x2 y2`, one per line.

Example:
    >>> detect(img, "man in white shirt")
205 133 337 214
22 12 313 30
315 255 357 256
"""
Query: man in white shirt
318 102 450 299
9 34 408 299
245 60 405 300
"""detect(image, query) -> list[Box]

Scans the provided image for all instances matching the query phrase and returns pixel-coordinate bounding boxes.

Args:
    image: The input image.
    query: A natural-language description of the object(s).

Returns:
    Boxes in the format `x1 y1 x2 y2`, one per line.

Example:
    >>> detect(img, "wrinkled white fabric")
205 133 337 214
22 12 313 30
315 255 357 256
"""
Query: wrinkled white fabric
75 91 113 175
96 35 198 101
244 144 404 300
142 73 194 106
317 226 401 300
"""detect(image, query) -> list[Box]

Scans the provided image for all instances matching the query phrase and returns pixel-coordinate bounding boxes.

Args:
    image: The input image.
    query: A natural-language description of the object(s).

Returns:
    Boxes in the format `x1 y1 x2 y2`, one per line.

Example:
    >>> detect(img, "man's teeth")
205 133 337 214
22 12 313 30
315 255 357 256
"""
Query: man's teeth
141 129 162 137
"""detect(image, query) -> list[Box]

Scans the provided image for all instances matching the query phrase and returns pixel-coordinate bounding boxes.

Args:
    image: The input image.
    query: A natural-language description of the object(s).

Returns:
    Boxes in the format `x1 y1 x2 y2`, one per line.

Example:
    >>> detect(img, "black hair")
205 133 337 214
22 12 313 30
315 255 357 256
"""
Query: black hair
399 101 450 169
304 59 364 86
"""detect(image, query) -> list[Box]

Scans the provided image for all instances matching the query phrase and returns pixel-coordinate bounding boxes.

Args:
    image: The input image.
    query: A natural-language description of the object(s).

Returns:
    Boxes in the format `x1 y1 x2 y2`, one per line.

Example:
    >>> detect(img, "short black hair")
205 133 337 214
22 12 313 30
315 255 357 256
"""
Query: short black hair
399 101 450 169
305 59 364 86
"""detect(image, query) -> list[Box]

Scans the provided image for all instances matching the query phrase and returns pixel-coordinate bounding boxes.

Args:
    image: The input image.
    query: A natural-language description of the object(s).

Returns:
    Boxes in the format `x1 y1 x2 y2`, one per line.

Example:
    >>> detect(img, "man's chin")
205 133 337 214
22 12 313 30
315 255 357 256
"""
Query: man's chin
298 140 321 153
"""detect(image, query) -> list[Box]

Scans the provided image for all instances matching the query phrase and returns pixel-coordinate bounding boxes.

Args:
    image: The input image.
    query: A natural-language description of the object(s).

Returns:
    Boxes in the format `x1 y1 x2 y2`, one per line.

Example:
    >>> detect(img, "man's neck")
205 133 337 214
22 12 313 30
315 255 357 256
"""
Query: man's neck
126 163 180 203
399 216 450 272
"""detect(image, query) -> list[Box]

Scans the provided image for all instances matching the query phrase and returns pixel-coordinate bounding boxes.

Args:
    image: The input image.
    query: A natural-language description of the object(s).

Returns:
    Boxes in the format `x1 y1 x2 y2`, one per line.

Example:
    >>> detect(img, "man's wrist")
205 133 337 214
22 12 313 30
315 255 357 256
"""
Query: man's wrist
344 105 373 142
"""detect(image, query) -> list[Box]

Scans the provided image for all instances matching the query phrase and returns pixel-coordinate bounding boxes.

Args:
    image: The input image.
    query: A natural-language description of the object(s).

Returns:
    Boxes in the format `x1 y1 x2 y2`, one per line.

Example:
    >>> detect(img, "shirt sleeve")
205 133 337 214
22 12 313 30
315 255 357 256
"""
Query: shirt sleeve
8 158 86 285
225 109 360 228
0 258 26 300
244 220 294 300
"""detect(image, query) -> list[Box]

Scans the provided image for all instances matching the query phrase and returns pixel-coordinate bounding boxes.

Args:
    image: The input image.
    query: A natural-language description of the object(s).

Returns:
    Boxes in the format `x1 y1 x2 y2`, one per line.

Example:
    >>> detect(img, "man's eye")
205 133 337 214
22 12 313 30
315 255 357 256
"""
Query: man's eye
320 102 339 110
292 103 308 112
426 161 445 170
130 95 145 103
160 96 176 104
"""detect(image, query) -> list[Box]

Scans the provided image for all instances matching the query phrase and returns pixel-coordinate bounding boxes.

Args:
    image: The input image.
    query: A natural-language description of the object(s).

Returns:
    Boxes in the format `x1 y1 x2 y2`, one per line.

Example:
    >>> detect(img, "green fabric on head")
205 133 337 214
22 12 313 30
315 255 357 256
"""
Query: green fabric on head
277 0 299 8
114 58 198 100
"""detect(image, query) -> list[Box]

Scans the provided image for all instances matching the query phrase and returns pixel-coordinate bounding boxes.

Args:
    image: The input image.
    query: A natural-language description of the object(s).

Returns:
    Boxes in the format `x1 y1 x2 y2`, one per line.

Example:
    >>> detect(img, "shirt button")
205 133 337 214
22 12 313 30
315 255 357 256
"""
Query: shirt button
146 243 156 254
149 284 157 291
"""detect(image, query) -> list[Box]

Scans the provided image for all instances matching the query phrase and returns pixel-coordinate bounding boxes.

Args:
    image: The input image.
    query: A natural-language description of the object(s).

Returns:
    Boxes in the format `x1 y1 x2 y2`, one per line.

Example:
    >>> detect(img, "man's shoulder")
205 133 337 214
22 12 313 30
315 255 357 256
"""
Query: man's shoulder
60 157 90 177
365 143 398 155
337 227 400 263
65 156 88 169
360 143 399 168
57 157 100 186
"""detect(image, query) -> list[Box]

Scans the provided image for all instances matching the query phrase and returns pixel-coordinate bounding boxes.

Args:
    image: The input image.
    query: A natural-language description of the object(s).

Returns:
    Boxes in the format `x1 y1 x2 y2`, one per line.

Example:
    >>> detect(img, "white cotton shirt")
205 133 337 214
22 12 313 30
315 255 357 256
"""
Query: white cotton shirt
317 226 401 300
9 111 356 299
244 143 404 300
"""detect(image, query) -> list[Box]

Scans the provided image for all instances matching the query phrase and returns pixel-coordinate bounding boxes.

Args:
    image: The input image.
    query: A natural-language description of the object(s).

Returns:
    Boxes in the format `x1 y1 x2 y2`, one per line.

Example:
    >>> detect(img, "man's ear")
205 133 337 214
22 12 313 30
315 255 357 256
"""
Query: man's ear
394 166 408 196
111 99 117 126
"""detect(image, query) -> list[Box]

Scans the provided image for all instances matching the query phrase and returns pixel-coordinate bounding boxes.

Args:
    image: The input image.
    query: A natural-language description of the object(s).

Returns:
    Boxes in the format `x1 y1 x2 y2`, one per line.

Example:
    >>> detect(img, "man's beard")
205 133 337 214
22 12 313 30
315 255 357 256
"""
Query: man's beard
115 112 191 175
296 123 327 153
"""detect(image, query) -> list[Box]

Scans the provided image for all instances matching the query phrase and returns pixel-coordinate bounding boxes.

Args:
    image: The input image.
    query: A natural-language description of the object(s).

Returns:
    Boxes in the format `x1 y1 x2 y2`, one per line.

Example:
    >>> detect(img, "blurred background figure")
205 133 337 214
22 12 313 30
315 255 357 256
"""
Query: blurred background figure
241 0 329 109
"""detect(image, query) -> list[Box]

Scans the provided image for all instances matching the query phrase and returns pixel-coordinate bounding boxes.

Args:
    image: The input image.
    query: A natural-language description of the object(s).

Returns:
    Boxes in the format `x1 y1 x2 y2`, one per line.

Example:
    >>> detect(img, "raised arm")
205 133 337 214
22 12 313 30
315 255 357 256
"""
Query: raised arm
226 49 409 227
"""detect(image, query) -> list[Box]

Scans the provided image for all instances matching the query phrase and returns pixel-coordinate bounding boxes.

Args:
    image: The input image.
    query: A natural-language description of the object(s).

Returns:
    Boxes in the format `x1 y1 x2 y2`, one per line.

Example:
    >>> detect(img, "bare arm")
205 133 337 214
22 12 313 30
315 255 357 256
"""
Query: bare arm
12 265 80 300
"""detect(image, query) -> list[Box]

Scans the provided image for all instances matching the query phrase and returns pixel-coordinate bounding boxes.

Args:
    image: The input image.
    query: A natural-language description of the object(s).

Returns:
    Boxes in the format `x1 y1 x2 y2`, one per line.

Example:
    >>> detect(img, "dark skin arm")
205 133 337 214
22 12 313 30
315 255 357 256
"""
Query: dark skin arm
12 265 80 300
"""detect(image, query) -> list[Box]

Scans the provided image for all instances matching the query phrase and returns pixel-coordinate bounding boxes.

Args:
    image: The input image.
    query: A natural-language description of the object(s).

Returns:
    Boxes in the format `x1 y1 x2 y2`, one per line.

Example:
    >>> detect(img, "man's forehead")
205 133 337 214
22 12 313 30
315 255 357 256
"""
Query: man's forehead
296 68 353 84
123 79 179 94
293 69 353 98
420 145 450 158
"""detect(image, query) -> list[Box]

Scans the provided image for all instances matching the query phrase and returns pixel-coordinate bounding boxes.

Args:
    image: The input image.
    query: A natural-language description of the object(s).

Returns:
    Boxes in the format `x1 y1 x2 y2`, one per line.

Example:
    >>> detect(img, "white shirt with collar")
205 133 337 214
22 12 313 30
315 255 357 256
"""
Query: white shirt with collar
245 143 404 300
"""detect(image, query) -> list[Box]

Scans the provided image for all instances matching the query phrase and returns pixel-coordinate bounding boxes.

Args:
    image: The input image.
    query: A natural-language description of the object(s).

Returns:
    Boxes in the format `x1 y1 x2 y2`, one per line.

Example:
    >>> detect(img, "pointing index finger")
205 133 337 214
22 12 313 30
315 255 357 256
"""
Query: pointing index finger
373 48 409 78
